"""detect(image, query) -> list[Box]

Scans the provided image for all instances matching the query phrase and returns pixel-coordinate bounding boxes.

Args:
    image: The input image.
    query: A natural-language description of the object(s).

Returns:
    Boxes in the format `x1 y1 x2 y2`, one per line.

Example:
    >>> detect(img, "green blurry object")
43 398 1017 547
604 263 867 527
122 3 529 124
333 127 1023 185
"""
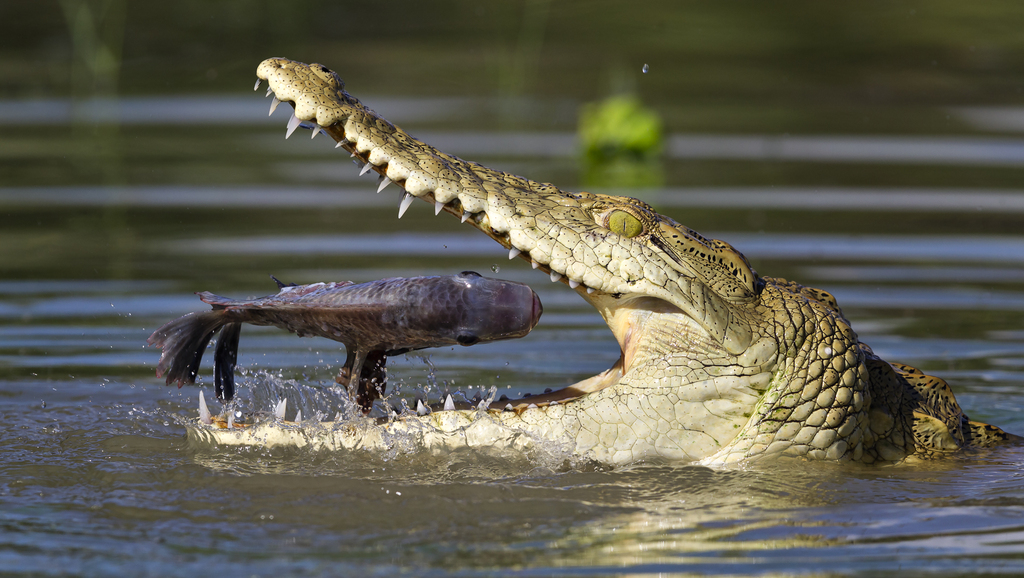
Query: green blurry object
579 95 665 188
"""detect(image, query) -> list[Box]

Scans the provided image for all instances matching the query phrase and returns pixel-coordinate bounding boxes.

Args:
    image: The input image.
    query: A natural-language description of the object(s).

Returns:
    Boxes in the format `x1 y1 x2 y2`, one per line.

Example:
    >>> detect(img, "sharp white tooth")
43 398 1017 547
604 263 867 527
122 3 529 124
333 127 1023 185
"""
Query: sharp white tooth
198 390 212 425
294 409 302 424
335 141 344 148
350 151 356 157
275 398 287 420
254 78 262 91
508 247 521 260
265 86 273 97
504 403 514 411
377 177 392 193
227 411 234 428
359 162 373 176
285 114 302 139
311 127 320 139
527 403 538 410
269 96 280 116
443 394 455 411
461 211 471 223
398 193 415 218
568 279 580 289
550 272 562 282
587 287 595 294
434 201 444 215
416 399 430 416
531 260 540 270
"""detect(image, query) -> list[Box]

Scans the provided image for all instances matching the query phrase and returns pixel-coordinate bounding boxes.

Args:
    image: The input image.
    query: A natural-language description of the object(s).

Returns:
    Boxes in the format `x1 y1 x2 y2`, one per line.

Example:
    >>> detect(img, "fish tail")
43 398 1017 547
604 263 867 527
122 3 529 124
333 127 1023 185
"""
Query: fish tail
147 311 227 387
214 322 242 401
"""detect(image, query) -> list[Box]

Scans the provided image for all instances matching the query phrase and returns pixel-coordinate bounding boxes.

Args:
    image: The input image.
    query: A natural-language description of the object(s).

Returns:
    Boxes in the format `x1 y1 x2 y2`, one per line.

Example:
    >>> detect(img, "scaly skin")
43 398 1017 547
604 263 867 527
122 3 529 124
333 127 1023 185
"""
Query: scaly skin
195 58 1016 465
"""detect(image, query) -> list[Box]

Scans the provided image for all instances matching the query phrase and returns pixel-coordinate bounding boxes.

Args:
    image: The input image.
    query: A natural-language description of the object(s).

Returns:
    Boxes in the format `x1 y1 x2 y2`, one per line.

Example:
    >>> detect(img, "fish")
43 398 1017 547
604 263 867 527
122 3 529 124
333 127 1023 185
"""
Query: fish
147 271 543 411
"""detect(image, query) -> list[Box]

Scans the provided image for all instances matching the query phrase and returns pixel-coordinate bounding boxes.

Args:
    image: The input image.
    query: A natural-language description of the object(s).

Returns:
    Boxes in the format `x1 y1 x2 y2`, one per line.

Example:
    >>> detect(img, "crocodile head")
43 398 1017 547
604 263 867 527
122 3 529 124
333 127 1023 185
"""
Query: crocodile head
252 58 1008 465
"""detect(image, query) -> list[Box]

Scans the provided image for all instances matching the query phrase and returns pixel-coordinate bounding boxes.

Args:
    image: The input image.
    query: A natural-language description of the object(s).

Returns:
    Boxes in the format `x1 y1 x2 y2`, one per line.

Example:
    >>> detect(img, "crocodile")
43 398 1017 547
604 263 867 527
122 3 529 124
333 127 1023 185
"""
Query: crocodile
189 57 1017 465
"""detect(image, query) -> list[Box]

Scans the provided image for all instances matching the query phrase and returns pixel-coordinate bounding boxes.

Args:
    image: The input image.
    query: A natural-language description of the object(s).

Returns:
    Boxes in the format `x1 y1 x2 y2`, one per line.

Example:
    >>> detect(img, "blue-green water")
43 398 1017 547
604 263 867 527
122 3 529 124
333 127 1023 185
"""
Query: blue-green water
3 2 1024 575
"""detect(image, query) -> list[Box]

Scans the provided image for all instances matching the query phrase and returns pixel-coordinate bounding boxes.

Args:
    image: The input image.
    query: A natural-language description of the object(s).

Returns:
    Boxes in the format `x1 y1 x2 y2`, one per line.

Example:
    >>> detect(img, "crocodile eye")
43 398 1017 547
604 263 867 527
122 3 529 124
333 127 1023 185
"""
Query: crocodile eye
608 210 644 238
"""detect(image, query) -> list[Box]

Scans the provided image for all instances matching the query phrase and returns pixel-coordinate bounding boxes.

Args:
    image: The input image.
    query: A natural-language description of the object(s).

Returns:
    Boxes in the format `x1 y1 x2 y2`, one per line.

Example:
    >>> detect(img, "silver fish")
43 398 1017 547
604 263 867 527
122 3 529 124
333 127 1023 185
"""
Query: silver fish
148 271 542 410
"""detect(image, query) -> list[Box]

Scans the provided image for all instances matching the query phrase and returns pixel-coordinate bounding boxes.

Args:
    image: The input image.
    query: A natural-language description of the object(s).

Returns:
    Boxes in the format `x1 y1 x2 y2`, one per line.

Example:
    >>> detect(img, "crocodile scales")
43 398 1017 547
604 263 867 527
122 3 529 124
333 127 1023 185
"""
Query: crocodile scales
186 57 1017 466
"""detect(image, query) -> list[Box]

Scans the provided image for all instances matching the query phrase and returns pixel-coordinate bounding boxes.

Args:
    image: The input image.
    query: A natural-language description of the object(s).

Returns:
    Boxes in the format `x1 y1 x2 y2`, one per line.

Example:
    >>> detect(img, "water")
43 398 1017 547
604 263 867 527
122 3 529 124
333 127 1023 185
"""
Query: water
4 2 1024 575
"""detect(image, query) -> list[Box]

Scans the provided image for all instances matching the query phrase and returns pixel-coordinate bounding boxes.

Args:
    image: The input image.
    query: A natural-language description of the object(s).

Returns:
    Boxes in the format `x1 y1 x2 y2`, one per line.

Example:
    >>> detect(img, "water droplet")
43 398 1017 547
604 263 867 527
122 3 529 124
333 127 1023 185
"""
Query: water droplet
642 63 649 74
491 265 500 273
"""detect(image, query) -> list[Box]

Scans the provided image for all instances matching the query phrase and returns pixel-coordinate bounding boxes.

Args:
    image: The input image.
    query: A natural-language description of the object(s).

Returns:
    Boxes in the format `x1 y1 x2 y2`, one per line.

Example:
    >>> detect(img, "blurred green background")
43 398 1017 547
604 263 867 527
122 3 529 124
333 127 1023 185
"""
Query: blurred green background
4 1 1024 183
2 1 1024 286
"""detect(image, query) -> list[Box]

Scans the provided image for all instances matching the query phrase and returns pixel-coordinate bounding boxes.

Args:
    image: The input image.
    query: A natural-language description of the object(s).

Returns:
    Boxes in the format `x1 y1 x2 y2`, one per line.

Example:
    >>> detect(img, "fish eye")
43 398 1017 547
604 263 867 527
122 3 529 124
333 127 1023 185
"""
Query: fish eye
456 334 479 346
607 210 644 238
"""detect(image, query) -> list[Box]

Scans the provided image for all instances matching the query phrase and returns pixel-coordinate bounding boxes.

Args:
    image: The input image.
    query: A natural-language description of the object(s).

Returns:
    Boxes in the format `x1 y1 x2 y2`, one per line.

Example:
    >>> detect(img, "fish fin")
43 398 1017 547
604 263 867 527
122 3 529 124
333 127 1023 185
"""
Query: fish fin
270 275 298 289
357 350 388 415
339 349 388 414
197 291 238 309
214 322 242 401
147 311 225 387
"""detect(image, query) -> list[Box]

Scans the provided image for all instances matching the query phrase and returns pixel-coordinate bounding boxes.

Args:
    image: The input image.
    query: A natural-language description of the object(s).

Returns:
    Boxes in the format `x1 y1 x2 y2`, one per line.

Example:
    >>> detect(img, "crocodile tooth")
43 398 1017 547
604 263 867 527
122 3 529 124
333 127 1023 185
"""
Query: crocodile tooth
377 176 392 193
359 162 373 177
310 127 320 139
508 247 521 260
269 96 281 116
198 390 212 425
460 211 471 223
398 193 415 218
254 78 262 91
274 398 287 420
527 403 539 410
335 141 344 148
587 287 595 294
285 113 302 139
443 394 455 411
349 151 356 157
294 409 302 424
531 260 540 270
265 86 273 98
434 201 444 215
568 279 580 289
550 271 562 282
504 403 513 411
416 399 430 416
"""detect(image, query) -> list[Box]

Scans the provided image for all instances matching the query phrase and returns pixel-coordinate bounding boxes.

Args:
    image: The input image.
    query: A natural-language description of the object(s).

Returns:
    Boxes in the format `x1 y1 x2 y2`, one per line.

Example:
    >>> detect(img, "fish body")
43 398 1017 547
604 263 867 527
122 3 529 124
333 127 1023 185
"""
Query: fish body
148 272 542 406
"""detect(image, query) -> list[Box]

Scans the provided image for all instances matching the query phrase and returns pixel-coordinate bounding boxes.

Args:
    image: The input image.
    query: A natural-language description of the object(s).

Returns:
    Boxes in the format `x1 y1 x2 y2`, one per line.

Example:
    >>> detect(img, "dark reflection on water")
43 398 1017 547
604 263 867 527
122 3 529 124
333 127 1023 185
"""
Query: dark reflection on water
4 1 1024 575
